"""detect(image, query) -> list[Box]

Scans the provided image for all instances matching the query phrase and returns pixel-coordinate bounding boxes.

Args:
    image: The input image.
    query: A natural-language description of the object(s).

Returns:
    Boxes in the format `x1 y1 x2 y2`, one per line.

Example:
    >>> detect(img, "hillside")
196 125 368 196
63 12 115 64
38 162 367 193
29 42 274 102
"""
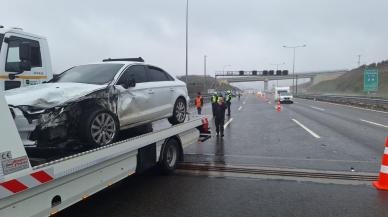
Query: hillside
307 60 388 97
177 75 239 97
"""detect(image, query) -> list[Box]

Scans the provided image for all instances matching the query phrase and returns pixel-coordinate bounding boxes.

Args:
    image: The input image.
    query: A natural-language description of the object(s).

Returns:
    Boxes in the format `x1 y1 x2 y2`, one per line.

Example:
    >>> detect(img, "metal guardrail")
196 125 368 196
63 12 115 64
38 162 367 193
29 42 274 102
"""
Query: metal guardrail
297 94 388 109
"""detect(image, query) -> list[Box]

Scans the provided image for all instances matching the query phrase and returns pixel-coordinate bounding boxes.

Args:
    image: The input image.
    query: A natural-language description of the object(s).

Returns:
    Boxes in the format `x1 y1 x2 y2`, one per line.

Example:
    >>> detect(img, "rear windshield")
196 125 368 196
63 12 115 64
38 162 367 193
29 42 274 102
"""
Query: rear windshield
0 34 4 53
52 64 124 85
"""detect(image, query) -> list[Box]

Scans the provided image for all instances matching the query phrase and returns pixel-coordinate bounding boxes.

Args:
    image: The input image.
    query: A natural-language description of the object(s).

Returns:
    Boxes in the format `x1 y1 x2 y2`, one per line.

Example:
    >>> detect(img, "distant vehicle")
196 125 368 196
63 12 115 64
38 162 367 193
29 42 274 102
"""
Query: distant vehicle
274 86 293 103
5 59 189 147
0 26 53 91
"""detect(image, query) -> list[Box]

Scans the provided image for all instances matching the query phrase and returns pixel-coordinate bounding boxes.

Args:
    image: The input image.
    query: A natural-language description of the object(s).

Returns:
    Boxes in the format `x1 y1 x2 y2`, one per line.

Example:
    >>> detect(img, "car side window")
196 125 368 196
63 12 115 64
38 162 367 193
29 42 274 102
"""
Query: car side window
5 36 42 72
117 65 148 85
147 66 172 82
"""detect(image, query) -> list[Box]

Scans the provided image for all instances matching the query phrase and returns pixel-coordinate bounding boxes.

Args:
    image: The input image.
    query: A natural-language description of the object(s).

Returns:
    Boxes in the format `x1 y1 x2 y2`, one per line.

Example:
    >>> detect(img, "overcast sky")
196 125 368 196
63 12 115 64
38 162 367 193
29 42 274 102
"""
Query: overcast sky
2 0 388 79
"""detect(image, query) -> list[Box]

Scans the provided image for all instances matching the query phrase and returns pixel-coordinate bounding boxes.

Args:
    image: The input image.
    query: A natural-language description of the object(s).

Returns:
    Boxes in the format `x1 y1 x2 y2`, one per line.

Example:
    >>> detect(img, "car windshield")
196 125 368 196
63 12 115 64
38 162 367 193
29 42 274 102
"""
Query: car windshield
0 34 4 53
52 64 124 85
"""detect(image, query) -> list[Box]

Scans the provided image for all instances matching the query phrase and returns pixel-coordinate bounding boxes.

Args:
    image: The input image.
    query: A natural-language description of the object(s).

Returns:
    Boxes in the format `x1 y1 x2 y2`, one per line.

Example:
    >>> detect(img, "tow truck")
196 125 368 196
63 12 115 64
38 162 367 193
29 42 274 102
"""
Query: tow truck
0 26 211 216
0 88 210 216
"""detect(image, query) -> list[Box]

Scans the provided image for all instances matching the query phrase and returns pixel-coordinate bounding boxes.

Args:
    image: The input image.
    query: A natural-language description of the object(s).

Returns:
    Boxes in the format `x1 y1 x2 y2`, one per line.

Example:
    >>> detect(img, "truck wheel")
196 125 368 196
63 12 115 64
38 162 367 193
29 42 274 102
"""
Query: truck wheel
159 139 180 174
168 98 186 125
80 107 119 147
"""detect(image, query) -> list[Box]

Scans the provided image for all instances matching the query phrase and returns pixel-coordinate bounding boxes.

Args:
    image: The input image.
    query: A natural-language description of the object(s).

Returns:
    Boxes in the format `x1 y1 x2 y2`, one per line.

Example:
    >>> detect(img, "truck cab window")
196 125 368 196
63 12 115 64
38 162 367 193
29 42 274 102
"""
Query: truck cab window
0 34 4 52
5 36 42 72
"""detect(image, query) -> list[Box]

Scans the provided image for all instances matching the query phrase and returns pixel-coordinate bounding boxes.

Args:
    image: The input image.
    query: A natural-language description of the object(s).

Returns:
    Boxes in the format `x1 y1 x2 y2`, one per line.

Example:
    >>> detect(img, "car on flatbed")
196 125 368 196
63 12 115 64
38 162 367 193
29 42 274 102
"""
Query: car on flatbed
5 58 189 148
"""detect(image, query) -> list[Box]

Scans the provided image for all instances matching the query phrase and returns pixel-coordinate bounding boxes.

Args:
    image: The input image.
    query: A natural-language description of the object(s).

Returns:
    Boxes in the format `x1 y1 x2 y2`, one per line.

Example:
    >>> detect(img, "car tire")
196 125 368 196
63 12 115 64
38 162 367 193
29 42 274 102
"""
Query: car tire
80 107 119 147
158 139 180 174
168 98 187 125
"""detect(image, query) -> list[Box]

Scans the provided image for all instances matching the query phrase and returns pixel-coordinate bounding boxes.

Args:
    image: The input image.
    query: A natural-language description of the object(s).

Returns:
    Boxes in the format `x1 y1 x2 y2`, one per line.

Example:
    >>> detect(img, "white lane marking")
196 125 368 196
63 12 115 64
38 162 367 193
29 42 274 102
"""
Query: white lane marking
310 106 325 111
243 101 246 105
360 119 388 129
238 106 242 111
224 118 234 128
292 119 321 139
296 98 388 114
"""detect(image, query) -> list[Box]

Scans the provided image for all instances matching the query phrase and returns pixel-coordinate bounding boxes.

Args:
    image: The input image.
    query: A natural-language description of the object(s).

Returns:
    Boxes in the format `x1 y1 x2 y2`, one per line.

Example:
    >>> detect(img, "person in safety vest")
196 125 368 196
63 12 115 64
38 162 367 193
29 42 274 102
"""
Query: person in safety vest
225 90 232 116
195 92 204 115
211 92 218 116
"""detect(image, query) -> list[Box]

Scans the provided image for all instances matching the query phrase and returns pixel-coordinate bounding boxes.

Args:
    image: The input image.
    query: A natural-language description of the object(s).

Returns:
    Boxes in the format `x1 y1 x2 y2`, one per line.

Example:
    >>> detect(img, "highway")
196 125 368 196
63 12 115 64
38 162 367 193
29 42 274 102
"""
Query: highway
186 94 387 173
58 93 388 217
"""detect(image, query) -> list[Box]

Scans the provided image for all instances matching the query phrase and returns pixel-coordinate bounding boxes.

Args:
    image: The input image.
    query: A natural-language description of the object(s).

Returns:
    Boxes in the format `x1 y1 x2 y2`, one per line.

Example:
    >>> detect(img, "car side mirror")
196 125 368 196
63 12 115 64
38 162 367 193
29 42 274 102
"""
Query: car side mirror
128 79 136 88
120 78 136 89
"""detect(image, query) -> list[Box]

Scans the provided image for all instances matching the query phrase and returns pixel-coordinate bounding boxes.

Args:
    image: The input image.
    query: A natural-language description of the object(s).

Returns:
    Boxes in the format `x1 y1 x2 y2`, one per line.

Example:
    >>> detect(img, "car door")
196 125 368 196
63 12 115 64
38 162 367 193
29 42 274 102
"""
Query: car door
145 65 174 119
115 65 152 128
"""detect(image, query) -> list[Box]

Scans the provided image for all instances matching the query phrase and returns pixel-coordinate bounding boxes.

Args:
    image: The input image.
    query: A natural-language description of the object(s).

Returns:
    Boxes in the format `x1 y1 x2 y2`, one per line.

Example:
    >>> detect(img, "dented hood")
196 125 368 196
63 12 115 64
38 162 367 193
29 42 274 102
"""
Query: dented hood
5 83 107 108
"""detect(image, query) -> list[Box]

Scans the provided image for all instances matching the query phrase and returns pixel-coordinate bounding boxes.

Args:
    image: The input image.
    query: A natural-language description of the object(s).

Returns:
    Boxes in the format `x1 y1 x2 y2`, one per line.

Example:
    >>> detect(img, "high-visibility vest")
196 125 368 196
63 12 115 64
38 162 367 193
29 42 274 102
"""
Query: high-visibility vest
211 95 218 103
226 94 232 102
195 96 202 108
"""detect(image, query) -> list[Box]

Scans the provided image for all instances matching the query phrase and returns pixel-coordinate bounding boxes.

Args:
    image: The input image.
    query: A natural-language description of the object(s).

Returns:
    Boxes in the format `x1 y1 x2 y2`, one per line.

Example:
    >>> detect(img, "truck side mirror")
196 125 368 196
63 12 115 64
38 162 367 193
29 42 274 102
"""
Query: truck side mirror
19 42 32 72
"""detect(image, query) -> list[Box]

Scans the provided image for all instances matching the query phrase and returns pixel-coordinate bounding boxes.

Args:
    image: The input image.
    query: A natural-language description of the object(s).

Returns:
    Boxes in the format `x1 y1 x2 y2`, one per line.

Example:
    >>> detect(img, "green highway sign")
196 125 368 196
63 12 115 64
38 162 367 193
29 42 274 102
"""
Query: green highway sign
364 69 378 92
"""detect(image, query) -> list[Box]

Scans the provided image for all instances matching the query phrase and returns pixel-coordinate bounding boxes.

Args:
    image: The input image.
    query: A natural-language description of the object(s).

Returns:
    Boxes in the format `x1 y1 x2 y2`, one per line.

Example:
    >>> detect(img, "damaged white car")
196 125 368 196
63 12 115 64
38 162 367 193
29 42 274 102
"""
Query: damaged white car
5 58 189 148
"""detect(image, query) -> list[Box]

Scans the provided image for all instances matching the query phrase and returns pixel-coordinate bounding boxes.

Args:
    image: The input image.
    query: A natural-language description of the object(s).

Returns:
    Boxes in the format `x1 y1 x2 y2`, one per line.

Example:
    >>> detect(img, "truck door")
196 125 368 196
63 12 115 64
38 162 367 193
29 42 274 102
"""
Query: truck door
1 35 45 90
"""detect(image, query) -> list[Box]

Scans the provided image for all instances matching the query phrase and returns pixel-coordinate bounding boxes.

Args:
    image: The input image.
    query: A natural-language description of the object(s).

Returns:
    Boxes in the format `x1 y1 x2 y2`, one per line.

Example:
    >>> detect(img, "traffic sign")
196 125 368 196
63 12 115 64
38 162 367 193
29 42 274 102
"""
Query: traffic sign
364 69 378 92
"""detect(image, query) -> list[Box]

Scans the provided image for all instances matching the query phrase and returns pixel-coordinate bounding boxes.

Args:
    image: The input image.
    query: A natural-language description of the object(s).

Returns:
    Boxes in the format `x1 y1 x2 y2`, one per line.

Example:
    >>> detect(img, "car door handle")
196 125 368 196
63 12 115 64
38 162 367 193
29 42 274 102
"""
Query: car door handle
148 90 154 94
170 88 175 92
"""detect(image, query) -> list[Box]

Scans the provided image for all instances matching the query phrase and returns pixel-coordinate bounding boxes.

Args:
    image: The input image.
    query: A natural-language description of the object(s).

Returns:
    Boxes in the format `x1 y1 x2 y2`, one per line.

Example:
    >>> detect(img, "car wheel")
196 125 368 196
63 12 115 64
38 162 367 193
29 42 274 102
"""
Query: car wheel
159 139 180 174
168 98 186 125
80 107 119 147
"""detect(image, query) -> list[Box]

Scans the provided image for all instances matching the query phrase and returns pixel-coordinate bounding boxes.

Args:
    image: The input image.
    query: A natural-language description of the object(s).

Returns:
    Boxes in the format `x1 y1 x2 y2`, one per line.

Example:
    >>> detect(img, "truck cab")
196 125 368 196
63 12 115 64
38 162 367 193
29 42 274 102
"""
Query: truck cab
274 86 293 104
0 26 53 91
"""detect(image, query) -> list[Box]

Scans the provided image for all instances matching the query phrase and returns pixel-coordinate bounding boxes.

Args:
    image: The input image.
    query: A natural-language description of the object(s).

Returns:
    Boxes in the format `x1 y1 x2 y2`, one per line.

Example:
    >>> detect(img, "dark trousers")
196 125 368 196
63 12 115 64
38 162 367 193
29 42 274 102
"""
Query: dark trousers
226 102 231 116
197 107 202 115
211 103 216 116
215 118 224 135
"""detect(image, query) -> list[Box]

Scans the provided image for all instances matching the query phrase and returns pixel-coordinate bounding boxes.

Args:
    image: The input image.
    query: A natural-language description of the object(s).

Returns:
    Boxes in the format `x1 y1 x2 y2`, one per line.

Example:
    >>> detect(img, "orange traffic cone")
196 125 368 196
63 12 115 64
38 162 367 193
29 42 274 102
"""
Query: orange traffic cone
277 99 281 112
373 138 388 190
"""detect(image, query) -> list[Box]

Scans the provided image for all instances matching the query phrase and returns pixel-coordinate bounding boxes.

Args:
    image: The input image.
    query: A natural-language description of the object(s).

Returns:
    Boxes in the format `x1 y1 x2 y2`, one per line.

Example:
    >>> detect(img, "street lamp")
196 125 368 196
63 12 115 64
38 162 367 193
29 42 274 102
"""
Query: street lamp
204 55 207 93
185 0 189 84
283 44 306 95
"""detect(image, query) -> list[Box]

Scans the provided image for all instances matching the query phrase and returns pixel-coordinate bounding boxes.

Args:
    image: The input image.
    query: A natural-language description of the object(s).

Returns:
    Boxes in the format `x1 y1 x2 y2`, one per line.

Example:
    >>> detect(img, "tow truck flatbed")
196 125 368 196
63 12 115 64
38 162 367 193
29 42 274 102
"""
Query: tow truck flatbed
0 90 210 217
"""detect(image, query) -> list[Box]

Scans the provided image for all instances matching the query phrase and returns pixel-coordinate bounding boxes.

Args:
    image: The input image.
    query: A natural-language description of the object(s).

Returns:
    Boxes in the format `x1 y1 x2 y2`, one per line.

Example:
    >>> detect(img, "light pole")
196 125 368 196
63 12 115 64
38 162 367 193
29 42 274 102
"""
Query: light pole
185 0 189 84
283 45 306 95
271 62 285 87
204 55 207 93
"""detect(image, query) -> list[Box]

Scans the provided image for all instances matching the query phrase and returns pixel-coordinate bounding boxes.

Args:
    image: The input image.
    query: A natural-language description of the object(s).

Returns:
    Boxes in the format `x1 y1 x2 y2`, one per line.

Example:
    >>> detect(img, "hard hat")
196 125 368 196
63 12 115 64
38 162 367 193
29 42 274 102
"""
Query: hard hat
227 90 231 93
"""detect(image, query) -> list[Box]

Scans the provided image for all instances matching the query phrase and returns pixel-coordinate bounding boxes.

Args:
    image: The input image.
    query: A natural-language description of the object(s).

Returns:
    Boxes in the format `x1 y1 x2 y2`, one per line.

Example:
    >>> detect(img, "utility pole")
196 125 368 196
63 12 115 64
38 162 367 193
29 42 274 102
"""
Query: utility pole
357 54 361 67
204 55 207 93
185 0 189 84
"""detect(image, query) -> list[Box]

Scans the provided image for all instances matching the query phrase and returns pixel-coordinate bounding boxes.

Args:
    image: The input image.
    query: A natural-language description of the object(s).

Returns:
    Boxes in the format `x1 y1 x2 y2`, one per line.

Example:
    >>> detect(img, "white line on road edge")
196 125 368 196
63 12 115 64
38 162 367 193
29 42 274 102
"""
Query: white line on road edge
360 119 388 129
310 106 325 111
292 119 321 139
224 118 234 128
238 106 242 111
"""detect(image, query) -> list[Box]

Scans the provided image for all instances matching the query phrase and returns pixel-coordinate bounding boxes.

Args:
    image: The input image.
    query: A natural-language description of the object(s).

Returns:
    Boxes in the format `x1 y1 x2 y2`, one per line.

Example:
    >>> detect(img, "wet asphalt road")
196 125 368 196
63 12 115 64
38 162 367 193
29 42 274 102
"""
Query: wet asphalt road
57 93 388 217
58 172 388 217
186 94 388 173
